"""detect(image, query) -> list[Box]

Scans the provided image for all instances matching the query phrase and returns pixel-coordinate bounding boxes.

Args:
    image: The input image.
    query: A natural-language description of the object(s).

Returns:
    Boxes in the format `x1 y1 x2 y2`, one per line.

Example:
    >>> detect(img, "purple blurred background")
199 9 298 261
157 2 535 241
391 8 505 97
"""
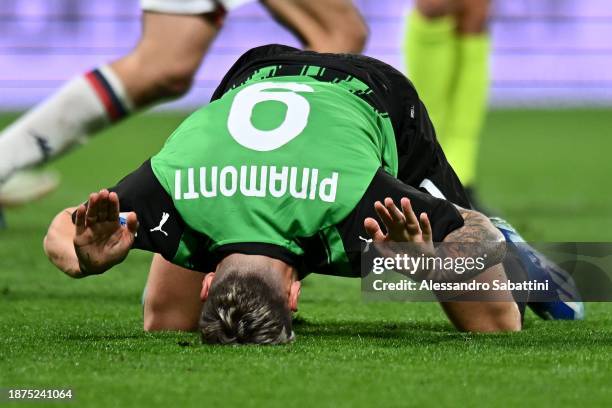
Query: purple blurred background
0 0 611 110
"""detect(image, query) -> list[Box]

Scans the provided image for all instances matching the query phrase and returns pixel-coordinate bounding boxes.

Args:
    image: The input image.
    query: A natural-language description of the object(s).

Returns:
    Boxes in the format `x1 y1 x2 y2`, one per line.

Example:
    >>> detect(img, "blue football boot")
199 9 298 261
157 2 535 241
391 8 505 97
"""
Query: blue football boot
491 217 585 320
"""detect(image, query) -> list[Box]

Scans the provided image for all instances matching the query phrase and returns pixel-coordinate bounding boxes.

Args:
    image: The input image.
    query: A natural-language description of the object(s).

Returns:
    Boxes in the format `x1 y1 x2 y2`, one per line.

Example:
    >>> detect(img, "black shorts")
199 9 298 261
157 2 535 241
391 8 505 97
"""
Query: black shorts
211 44 471 209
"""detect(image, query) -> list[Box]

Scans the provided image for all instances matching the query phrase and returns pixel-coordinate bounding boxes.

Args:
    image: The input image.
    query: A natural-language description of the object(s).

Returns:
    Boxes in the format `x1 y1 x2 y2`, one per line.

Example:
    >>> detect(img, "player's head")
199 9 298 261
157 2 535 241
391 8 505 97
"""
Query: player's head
199 254 301 345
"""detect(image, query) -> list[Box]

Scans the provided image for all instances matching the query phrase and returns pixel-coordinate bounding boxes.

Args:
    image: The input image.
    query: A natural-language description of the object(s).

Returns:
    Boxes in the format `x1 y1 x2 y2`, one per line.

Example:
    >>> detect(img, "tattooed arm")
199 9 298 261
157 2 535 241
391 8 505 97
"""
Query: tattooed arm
440 206 507 272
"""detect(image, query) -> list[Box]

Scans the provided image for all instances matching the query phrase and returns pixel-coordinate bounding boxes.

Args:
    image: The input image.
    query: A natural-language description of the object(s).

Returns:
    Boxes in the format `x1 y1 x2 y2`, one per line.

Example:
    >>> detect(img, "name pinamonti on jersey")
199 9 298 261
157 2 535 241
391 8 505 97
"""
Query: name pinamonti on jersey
173 165 339 203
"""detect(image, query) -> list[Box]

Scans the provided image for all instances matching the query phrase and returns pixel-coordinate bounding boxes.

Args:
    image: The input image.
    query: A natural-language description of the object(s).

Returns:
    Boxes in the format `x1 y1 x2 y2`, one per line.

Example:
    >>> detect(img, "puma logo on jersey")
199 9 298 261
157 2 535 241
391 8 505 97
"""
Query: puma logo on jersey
150 212 170 236
359 235 373 251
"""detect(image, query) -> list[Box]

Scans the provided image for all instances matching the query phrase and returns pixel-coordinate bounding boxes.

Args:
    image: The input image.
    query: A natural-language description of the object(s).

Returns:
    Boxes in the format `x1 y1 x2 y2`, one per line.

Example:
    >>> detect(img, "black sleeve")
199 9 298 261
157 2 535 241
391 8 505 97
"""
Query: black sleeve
342 168 464 240
72 160 185 263
334 168 465 276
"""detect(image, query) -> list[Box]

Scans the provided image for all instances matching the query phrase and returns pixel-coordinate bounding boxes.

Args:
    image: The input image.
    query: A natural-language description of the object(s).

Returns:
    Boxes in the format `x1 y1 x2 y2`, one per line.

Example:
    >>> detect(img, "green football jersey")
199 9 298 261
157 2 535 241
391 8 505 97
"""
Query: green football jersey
150 72 397 259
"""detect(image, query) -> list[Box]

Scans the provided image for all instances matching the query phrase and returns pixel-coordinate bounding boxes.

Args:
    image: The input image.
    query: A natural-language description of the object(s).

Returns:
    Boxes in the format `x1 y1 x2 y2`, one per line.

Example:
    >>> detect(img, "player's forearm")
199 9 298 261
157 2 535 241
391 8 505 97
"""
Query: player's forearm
43 208 84 278
404 208 506 282
441 207 506 270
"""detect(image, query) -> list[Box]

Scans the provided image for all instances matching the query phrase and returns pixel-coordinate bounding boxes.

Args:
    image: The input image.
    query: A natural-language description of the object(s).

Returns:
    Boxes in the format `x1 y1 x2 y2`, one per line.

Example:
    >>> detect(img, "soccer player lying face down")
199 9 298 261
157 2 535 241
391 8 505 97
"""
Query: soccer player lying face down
199 254 302 345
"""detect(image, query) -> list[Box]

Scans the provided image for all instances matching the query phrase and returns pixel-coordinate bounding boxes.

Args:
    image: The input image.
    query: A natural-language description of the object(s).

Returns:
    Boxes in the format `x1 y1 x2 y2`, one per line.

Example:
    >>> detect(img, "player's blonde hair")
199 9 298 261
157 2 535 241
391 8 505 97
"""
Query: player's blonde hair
199 267 294 345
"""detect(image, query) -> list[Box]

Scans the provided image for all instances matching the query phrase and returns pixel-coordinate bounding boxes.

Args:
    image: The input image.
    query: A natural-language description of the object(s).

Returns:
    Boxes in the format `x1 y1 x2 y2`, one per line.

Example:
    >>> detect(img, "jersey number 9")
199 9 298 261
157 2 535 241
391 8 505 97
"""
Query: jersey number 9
227 82 314 152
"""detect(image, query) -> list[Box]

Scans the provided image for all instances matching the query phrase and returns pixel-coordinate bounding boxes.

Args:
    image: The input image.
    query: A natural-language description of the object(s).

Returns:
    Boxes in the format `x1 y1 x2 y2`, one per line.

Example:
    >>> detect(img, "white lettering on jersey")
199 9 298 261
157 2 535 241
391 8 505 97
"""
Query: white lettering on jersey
174 166 338 203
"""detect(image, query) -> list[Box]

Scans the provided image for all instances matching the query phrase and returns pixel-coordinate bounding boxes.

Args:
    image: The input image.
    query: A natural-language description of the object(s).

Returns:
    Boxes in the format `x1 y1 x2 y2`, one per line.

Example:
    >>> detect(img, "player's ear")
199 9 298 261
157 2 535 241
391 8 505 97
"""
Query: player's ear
289 280 301 312
200 272 216 302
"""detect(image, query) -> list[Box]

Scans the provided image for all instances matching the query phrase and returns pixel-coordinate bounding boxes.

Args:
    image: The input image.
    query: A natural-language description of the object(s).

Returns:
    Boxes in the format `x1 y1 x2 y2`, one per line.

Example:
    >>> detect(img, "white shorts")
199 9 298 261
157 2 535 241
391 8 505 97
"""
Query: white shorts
141 0 254 14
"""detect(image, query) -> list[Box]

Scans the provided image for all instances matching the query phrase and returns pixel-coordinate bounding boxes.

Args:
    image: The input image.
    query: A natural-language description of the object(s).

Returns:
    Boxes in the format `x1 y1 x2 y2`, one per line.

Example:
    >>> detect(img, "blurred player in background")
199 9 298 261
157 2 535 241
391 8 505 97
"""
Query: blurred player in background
0 0 367 229
404 0 489 205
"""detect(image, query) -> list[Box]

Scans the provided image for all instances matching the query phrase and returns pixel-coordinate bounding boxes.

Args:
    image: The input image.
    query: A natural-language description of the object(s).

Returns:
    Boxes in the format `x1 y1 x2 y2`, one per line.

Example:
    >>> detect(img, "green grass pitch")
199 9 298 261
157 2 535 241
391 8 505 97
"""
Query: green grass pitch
1 110 611 407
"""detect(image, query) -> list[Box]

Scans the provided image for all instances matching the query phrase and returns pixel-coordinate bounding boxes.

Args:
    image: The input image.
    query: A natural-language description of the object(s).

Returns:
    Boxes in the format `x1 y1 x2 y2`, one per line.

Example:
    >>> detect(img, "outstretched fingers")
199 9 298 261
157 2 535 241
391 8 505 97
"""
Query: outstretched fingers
369 196 434 244
373 200 393 231
376 197 411 235
75 204 87 235
419 212 433 243
124 212 139 235
85 192 99 227
97 189 110 222
85 190 122 226
385 197 406 225
364 217 386 242
108 192 120 223
400 198 422 236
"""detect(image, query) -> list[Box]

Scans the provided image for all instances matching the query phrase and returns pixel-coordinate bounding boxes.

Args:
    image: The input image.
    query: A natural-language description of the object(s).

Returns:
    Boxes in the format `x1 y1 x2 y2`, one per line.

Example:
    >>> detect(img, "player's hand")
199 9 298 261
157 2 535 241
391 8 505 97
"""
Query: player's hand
73 189 138 276
364 197 434 255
